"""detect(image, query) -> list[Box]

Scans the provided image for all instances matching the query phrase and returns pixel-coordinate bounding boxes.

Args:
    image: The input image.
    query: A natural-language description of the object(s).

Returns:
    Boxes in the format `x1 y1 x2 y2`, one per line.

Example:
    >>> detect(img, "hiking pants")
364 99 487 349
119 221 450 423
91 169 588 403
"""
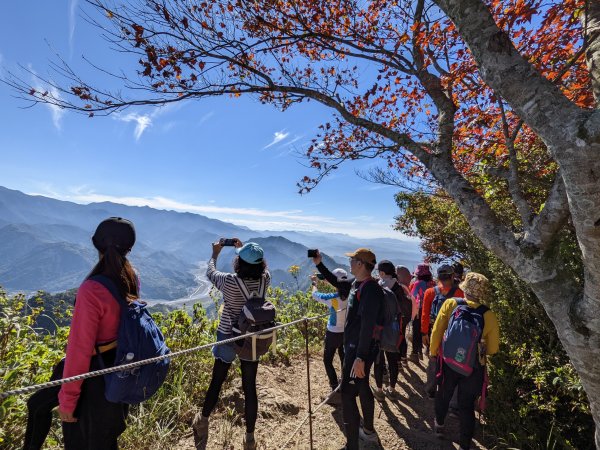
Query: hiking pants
373 350 399 389
323 330 344 390
23 349 127 450
411 314 423 355
341 347 376 450
435 362 484 449
202 358 259 433
399 318 409 359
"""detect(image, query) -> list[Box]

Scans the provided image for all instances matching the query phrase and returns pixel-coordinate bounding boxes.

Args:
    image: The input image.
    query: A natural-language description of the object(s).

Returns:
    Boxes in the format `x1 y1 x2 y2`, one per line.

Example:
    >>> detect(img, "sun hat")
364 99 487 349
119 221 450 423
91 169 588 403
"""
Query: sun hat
236 242 264 264
414 263 432 277
345 248 377 265
459 272 491 301
92 217 136 256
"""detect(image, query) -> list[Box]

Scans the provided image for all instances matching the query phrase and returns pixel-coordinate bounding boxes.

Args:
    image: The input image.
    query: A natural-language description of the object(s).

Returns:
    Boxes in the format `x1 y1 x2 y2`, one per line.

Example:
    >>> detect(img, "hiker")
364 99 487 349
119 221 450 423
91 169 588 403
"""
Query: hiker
192 240 271 450
395 265 417 367
421 264 464 399
310 251 352 402
453 262 465 287
23 217 135 450
340 248 384 450
373 260 412 400
429 272 500 450
408 263 435 362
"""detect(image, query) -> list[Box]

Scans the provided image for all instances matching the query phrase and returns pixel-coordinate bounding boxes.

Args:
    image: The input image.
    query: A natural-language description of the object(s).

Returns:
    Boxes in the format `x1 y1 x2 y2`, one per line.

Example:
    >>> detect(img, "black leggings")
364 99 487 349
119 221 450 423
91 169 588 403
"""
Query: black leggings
373 350 399 389
323 330 344 389
23 350 127 450
201 358 259 433
411 314 423 355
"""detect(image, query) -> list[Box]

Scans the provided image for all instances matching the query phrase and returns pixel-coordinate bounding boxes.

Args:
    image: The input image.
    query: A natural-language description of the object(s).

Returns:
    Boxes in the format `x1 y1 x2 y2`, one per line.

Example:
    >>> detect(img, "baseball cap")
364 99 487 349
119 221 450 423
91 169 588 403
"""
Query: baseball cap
332 268 348 278
345 247 377 265
377 260 397 278
236 242 264 264
437 264 454 277
92 217 136 256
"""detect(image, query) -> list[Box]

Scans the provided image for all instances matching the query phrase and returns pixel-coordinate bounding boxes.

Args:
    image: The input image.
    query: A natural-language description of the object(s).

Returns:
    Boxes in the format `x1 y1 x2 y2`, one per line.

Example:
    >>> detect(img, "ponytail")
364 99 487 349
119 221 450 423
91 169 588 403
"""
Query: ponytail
88 246 139 301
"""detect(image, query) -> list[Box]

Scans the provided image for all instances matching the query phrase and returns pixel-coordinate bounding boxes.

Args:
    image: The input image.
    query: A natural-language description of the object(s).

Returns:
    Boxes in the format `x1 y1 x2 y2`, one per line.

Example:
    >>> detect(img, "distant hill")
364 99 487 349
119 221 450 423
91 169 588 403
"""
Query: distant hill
0 186 422 300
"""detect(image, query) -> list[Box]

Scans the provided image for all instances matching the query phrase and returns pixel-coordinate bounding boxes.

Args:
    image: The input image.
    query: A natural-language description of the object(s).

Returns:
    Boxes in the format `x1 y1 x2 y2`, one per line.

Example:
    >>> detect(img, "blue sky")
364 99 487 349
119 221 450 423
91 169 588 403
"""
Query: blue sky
0 1 412 240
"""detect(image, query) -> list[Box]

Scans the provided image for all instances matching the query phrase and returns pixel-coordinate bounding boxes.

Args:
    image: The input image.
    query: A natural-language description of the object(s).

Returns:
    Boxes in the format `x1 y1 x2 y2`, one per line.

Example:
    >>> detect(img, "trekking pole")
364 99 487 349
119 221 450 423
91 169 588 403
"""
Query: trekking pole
304 318 314 450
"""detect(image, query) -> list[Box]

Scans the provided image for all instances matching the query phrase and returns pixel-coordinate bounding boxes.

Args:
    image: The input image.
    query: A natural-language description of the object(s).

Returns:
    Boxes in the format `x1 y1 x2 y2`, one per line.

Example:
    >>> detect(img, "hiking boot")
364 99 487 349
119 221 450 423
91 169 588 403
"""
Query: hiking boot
359 427 381 444
243 436 257 450
373 388 385 401
191 413 208 450
434 419 445 438
400 357 409 369
384 386 400 400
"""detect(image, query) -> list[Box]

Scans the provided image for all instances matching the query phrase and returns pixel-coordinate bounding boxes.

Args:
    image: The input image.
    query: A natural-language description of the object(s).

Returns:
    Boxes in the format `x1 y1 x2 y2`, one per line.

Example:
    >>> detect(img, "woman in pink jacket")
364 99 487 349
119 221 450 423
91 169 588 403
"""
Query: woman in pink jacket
23 217 136 450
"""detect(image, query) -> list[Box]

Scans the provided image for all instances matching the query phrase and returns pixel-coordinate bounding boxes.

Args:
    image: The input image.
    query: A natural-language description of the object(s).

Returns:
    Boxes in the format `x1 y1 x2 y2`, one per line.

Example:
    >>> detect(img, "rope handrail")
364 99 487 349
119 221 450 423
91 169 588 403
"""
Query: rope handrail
0 311 331 400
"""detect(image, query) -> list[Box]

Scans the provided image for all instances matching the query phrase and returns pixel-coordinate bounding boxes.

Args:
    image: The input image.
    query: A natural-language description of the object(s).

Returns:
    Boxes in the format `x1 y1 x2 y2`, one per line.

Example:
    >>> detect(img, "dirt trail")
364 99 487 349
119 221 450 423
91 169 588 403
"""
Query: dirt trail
176 349 491 450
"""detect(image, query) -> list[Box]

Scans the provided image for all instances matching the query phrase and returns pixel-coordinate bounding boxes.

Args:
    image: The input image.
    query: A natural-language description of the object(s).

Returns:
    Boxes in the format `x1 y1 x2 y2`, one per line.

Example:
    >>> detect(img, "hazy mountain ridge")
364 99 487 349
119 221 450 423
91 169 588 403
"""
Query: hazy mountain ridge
0 186 422 299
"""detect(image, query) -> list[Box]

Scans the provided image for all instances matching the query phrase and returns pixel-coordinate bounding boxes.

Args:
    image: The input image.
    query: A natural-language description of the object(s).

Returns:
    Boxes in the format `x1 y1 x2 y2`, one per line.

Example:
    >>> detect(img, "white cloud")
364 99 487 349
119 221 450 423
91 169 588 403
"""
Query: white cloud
69 0 78 56
263 130 289 149
30 187 411 240
115 104 183 140
198 111 214 126
118 113 151 141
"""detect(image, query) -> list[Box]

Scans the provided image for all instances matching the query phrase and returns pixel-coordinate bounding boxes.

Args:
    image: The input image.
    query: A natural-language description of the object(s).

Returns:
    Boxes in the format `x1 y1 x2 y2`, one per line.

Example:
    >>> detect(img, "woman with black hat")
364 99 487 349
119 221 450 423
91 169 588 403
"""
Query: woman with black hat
23 217 136 450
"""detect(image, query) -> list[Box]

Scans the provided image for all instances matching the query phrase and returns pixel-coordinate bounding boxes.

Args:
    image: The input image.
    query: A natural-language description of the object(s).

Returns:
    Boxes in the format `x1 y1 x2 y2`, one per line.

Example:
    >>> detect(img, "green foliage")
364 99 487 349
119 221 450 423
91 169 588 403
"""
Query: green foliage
394 192 593 448
0 285 330 449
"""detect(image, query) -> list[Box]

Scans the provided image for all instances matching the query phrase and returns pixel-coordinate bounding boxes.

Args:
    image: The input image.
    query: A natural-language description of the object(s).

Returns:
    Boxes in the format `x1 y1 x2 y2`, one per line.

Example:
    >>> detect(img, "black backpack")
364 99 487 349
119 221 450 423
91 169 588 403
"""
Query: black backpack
231 276 277 361
379 286 403 353
392 282 412 320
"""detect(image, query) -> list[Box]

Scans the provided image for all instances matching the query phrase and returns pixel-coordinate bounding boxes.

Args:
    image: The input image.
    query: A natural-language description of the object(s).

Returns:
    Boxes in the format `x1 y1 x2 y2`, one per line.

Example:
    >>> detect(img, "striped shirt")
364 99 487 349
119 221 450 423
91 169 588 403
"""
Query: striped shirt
207 258 271 334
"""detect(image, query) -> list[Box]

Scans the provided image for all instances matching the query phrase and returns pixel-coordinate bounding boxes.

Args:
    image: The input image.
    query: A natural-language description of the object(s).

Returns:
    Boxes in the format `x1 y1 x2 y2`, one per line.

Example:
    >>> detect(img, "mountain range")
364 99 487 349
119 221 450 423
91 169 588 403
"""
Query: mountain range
0 186 422 301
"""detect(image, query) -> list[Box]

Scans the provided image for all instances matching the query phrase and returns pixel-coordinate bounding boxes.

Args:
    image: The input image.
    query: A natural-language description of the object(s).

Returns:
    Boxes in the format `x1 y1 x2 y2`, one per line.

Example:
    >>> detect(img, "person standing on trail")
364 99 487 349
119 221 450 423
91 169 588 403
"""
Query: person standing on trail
23 217 135 450
339 248 384 450
421 264 464 398
429 272 500 450
409 263 435 362
395 265 417 368
373 260 412 400
192 239 271 450
311 250 353 403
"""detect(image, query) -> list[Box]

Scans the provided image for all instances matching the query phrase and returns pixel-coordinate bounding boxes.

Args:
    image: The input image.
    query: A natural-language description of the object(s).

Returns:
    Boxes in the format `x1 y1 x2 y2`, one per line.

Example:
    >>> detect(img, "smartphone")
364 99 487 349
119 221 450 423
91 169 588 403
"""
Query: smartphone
221 238 236 246
316 273 325 280
307 249 318 258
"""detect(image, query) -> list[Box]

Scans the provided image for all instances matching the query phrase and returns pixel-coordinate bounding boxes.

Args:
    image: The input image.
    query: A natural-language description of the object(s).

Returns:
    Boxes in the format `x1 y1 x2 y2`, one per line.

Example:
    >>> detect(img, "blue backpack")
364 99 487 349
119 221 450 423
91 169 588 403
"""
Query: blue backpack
441 299 488 376
430 285 457 324
90 275 170 404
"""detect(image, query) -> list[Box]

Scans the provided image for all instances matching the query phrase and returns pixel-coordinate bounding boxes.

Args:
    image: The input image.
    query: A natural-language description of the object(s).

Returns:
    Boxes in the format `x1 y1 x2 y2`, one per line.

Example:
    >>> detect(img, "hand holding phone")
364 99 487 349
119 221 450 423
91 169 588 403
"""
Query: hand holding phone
307 249 318 258
220 238 236 246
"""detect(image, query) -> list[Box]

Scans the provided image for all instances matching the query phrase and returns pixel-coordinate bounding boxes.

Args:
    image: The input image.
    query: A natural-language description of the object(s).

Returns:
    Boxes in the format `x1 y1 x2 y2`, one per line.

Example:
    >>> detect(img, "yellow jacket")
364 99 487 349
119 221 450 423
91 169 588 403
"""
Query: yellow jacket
430 298 500 358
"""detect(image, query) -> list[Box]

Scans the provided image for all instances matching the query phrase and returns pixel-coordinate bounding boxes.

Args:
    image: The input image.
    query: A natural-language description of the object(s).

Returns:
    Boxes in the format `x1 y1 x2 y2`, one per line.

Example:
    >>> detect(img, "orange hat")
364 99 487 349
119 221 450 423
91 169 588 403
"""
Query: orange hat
345 248 376 265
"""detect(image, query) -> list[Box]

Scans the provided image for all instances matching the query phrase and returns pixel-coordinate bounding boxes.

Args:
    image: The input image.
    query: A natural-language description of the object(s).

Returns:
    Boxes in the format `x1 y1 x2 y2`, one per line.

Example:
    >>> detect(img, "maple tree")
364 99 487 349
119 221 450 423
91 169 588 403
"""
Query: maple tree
5 0 600 444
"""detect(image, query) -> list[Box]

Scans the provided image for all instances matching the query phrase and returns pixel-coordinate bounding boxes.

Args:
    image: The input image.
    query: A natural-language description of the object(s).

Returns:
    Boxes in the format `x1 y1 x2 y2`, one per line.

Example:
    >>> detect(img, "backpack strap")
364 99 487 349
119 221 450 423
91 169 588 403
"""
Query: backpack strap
233 275 265 300
356 278 376 302
89 274 128 308
447 286 457 298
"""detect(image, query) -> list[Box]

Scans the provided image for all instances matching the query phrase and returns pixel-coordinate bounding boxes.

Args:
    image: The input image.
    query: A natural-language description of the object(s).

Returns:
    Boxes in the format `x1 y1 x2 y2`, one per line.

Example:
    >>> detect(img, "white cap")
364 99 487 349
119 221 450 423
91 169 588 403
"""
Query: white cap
332 268 348 278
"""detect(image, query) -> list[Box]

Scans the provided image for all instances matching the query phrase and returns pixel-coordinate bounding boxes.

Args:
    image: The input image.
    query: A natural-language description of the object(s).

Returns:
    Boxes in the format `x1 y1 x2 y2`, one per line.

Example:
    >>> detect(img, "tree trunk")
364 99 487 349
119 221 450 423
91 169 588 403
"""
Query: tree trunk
528 277 600 448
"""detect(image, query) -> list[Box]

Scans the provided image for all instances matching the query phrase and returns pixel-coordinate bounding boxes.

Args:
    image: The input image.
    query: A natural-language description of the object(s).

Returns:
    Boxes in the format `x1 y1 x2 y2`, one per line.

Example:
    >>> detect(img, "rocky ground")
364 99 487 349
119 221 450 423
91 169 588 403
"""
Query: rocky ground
176 348 491 450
